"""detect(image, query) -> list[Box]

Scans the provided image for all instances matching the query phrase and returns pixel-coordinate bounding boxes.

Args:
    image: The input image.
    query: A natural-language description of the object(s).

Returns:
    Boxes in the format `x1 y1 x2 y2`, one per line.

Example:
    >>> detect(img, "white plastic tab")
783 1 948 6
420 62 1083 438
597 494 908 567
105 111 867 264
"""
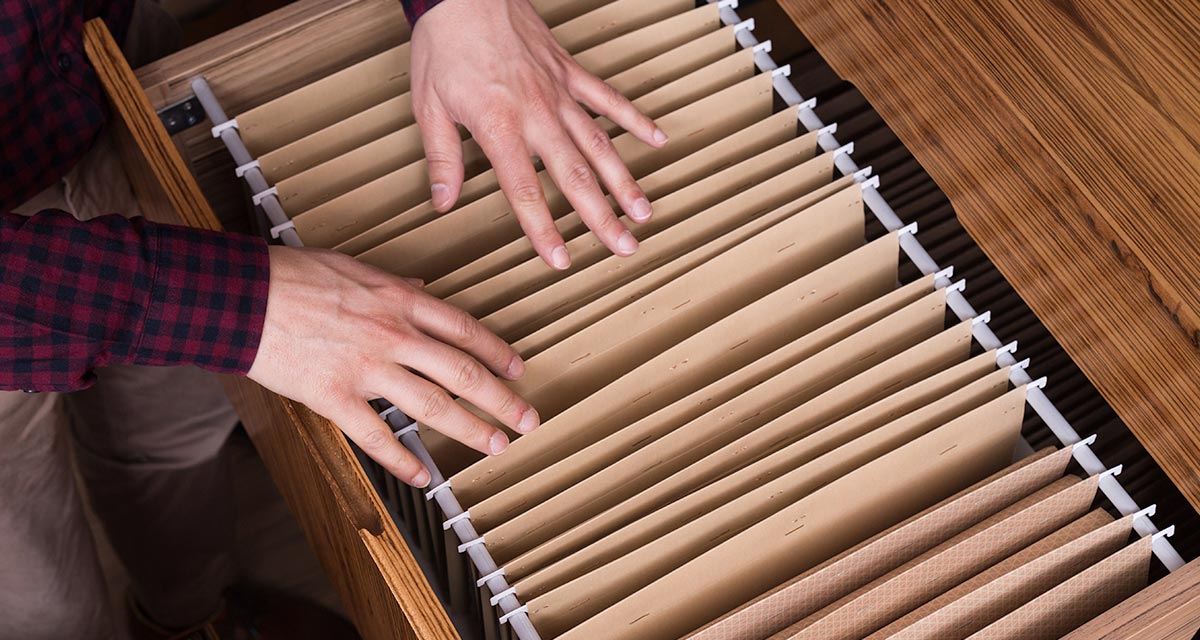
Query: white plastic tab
268 219 295 240
476 568 506 588
1026 376 1048 391
997 341 1018 357
457 536 486 553
1011 357 1032 372
834 142 855 157
1072 434 1098 451
1101 465 1124 479
973 311 992 326
860 176 881 191
946 279 967 294
252 186 279 207
378 405 400 421
850 165 872 181
796 98 817 112
898 222 919 237
819 123 839 138
1133 504 1157 520
235 159 260 179
489 587 517 607
443 511 471 530
1154 526 1176 540
772 64 792 78
210 118 238 138
753 40 772 54
392 424 419 439
734 17 754 33
718 0 739 8
499 606 529 626
425 480 452 501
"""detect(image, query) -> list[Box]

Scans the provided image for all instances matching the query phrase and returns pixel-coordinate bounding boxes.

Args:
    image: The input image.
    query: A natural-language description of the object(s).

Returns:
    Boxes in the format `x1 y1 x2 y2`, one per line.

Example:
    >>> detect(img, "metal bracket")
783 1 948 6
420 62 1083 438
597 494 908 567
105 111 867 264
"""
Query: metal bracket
156 95 206 135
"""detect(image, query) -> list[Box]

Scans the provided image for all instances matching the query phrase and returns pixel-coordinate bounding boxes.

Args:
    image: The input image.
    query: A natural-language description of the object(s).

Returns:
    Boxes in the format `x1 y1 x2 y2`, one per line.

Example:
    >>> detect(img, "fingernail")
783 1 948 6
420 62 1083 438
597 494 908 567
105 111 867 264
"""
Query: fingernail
617 230 639 255
412 469 431 488
517 408 540 434
489 431 510 455
631 197 652 223
653 128 669 146
506 355 526 380
431 183 450 208
550 246 571 270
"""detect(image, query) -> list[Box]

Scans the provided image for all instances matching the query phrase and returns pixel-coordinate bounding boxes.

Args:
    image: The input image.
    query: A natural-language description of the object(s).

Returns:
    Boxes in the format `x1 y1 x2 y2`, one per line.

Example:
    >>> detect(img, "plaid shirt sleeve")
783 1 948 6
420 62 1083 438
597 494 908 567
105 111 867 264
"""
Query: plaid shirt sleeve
399 0 446 25
0 209 270 392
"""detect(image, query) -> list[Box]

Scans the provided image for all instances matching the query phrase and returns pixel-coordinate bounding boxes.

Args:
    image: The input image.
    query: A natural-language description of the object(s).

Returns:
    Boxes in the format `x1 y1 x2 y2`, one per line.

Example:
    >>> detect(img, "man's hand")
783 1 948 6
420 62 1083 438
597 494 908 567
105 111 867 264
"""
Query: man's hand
247 246 539 487
411 0 668 270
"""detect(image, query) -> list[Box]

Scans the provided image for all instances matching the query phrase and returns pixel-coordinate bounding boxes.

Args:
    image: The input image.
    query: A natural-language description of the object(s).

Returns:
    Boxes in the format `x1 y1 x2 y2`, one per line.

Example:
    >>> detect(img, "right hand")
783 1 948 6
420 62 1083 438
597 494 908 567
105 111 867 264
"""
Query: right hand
246 245 539 487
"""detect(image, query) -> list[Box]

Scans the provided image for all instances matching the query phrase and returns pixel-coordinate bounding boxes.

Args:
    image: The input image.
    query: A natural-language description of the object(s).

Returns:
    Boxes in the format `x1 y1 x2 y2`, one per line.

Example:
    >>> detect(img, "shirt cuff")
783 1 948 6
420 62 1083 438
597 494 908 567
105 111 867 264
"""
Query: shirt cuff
401 0 447 25
131 222 270 375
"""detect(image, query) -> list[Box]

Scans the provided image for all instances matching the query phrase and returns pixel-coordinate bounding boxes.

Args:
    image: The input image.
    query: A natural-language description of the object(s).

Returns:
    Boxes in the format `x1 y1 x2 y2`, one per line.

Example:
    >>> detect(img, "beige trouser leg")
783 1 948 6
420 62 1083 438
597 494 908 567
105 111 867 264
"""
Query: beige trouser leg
0 2 239 636
0 392 113 640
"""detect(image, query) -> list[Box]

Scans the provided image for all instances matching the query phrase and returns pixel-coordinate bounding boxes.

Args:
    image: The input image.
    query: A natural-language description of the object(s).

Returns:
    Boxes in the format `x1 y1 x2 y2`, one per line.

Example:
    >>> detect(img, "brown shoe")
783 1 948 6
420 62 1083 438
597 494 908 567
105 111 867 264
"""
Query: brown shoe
128 588 360 640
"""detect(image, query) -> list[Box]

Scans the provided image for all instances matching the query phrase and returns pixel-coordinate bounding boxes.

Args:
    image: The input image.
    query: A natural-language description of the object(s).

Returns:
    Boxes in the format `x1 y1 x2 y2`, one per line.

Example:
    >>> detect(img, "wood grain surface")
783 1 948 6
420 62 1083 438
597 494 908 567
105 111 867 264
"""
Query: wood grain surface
778 0 1200 514
85 18 458 639
1062 558 1200 639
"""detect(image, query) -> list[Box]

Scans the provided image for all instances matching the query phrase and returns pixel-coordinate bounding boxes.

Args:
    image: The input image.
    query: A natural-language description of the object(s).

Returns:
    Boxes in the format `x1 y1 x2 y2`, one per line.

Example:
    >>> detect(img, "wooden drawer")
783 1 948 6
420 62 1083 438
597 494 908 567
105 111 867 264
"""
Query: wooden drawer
82 1 1200 637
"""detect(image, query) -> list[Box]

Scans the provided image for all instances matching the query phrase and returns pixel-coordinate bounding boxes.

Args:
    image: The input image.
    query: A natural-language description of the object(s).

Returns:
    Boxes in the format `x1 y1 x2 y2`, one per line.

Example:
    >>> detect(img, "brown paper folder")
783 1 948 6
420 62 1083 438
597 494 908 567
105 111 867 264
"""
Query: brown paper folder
501 232 917 427
549 0 694 53
480 298 956 571
261 26 738 187
494 169 846 348
527 387 1026 634
237 46 413 156
450 239 912 504
554 380 1027 640
367 108 815 284
427 108 806 298
780 473 1104 639
489 317 983 574
868 509 1114 638
571 4 722 78
334 73 775 257
233 0 612 153
965 536 1154 640
277 40 749 219
236 0 659 156
514 354 1003 603
440 136 824 314
688 447 1076 640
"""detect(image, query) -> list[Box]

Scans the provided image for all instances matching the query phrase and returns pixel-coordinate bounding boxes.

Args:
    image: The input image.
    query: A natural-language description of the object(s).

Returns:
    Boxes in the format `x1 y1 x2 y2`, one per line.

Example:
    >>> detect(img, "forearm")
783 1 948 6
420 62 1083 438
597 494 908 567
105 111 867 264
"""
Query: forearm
0 210 270 392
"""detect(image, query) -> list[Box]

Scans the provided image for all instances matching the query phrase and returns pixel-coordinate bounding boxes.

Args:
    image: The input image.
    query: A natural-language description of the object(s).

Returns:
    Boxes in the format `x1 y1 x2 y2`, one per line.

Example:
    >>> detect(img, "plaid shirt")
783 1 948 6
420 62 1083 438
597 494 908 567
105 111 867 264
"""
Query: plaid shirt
1 0 440 392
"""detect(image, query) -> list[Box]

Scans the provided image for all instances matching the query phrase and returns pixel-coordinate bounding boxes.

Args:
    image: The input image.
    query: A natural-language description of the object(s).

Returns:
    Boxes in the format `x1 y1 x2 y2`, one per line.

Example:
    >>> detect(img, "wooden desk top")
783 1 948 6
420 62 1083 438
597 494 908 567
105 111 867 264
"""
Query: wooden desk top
778 0 1200 511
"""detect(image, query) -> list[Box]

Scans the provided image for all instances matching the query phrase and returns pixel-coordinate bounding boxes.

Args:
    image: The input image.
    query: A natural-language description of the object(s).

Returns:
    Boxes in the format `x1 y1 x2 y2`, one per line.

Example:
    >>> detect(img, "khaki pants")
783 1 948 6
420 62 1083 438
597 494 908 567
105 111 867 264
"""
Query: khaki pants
0 3 238 638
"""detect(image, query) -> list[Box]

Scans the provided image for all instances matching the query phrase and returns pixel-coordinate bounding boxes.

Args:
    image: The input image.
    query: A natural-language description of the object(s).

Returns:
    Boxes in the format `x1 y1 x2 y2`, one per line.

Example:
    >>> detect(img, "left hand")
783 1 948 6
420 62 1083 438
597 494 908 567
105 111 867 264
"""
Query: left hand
409 0 669 270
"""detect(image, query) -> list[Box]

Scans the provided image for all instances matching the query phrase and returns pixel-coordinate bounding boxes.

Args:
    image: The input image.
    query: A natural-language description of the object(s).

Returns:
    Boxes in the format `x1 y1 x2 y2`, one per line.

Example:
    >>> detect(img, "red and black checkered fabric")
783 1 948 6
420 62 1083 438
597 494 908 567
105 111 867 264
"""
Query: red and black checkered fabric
400 0 446 26
2 0 270 392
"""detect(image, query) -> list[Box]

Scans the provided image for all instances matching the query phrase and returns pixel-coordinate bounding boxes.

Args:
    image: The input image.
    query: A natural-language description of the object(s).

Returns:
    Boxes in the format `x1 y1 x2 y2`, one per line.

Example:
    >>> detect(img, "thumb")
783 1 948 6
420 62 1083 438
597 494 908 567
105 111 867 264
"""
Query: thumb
417 100 465 213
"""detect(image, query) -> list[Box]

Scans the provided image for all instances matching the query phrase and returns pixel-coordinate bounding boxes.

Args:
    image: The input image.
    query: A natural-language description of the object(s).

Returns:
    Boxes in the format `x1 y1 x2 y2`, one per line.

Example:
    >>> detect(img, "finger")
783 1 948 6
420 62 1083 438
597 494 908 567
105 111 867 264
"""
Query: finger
408 293 525 380
372 366 518 455
560 104 652 224
415 100 465 212
402 277 426 289
534 121 637 257
397 336 536 435
570 71 667 149
336 400 430 486
472 118 570 270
